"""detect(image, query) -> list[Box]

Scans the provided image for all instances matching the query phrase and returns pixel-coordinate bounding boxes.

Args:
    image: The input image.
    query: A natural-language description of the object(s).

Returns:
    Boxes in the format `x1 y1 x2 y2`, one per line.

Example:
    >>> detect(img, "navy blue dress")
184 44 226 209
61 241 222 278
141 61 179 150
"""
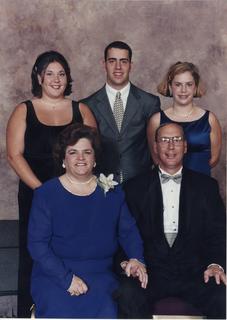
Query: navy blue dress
160 110 211 175
28 178 144 318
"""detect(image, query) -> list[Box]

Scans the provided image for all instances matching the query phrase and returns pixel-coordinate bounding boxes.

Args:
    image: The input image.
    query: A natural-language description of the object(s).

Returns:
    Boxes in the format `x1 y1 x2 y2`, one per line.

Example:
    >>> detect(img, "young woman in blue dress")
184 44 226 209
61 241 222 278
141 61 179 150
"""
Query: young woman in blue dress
147 61 222 175
28 124 148 318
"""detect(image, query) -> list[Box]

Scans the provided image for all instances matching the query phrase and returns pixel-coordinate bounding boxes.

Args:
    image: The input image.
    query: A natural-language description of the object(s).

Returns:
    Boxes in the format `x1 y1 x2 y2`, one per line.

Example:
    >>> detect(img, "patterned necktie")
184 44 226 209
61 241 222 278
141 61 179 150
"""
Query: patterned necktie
160 173 182 184
113 92 124 131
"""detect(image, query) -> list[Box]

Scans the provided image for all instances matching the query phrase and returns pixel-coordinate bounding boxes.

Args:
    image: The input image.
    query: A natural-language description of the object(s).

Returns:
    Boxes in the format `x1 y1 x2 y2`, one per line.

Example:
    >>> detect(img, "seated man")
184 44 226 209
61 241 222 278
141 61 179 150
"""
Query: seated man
116 123 226 319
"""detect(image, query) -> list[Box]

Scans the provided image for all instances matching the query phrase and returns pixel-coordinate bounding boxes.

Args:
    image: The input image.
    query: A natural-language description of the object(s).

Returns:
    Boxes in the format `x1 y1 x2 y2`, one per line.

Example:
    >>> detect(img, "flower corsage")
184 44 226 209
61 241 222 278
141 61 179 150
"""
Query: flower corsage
97 173 118 196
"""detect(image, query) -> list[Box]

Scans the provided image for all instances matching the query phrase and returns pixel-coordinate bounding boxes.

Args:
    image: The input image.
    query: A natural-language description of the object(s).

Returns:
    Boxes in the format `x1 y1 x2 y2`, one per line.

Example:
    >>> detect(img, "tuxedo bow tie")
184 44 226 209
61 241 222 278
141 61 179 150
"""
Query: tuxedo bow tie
160 173 182 184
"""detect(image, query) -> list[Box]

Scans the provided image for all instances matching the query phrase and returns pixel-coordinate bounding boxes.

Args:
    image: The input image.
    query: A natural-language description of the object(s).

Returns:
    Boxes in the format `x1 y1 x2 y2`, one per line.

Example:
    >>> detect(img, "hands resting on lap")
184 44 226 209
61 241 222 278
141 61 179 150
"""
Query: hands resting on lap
120 258 148 289
67 274 88 297
67 258 148 297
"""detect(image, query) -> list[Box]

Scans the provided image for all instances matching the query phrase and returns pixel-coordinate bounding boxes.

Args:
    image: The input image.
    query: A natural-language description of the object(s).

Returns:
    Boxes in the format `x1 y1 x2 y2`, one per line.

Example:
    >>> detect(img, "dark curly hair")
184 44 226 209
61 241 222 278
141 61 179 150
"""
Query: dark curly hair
31 50 73 97
53 123 101 175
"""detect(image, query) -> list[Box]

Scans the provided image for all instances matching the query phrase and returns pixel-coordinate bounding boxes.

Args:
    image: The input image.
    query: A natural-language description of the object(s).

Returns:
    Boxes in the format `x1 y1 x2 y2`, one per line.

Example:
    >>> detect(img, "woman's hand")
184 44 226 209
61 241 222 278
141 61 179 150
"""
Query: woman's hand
120 259 148 289
67 274 88 296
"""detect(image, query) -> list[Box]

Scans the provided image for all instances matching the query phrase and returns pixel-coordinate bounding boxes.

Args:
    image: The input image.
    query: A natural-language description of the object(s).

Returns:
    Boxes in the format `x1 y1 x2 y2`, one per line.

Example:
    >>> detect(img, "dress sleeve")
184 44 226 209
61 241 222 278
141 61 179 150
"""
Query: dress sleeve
117 192 145 264
27 188 73 290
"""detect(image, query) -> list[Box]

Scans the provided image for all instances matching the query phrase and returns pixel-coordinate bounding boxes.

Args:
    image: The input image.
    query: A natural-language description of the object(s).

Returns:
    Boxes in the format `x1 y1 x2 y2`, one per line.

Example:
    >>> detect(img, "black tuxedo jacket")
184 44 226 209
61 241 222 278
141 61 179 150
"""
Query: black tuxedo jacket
81 84 160 182
123 167 226 283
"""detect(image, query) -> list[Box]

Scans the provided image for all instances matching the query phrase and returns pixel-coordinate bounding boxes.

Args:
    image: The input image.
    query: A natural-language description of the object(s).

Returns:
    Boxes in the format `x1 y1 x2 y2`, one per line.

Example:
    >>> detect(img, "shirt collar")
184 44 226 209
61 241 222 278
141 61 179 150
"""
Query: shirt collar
105 82 130 99
158 166 183 176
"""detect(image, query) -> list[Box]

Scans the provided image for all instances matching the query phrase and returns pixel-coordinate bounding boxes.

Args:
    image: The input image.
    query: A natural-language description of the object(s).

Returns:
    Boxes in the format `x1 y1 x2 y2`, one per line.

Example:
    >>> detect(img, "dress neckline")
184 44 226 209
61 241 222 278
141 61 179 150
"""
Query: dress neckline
29 100 74 127
57 177 98 198
162 110 208 124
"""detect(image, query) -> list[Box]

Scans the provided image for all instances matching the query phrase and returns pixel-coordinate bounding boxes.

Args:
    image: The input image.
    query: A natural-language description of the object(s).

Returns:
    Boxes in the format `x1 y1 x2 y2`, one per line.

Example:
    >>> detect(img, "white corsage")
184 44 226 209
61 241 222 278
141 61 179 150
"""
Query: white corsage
97 173 118 196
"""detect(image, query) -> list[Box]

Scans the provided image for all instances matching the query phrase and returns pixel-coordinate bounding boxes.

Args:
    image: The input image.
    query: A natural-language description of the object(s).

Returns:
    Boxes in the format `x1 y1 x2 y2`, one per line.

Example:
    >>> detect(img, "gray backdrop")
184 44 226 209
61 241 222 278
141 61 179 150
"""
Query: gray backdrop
0 0 226 219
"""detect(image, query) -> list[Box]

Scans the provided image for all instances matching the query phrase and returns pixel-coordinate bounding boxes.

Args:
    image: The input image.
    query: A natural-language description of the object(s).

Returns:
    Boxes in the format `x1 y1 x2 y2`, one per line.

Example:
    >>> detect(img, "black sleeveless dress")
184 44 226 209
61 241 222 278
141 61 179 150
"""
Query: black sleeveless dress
17 100 83 317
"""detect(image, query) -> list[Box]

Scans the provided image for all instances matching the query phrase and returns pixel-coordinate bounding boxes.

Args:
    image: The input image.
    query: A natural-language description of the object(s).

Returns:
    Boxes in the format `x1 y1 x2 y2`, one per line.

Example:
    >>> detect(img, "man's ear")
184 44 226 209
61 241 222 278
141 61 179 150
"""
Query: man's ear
184 141 187 154
102 58 106 70
153 141 158 155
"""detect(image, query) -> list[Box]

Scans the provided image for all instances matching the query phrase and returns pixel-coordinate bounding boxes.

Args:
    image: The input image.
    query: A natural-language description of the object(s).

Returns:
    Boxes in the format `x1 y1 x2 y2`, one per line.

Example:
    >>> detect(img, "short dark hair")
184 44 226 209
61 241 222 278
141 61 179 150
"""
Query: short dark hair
155 123 185 142
31 50 73 98
157 61 206 97
104 41 132 62
53 123 101 175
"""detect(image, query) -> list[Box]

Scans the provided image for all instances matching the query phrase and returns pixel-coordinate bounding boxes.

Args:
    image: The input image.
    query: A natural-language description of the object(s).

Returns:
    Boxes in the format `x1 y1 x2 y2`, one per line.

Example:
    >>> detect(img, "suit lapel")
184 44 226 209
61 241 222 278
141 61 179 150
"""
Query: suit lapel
95 87 118 133
172 169 192 248
147 168 168 245
120 84 141 134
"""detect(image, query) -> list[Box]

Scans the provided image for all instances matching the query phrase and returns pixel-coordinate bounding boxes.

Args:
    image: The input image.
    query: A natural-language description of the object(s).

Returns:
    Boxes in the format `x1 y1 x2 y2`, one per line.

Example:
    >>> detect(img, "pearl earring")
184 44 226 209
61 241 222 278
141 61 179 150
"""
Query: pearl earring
62 163 65 168
93 162 96 168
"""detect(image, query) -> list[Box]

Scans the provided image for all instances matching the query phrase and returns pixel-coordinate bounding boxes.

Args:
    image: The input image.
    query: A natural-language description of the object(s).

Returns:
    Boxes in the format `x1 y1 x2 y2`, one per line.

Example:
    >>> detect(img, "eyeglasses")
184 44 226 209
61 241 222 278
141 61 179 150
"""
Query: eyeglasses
157 136 184 145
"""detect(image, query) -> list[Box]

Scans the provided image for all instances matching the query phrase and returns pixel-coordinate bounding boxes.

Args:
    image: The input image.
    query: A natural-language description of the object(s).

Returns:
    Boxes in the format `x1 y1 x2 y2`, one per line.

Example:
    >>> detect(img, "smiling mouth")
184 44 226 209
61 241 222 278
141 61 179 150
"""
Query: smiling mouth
178 95 189 99
165 153 176 159
50 85 62 89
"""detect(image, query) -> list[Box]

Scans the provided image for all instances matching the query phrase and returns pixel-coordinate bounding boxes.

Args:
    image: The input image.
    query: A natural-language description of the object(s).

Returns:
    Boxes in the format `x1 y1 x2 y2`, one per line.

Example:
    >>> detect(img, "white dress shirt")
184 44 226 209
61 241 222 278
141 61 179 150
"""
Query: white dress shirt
105 82 130 112
159 167 183 234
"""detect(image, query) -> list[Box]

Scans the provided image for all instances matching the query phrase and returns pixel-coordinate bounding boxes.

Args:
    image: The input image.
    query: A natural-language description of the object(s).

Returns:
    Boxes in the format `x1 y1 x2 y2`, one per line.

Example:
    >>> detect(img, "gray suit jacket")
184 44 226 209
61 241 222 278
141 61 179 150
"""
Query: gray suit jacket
81 83 160 182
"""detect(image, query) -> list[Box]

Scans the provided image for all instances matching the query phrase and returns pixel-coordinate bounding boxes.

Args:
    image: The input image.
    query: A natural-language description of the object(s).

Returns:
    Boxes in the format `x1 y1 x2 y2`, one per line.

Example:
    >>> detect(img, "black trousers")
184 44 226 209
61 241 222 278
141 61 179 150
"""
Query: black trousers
115 274 226 319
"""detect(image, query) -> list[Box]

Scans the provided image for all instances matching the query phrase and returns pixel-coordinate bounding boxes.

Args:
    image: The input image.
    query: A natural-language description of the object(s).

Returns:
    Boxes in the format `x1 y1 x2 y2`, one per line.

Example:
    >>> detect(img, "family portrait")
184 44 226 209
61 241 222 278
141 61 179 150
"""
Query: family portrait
0 0 226 318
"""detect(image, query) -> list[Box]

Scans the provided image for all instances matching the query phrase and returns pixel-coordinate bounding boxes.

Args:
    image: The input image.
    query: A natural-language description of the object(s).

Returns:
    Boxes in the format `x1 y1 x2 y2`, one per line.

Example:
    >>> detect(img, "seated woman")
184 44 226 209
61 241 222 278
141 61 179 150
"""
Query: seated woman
27 124 147 318
147 61 222 175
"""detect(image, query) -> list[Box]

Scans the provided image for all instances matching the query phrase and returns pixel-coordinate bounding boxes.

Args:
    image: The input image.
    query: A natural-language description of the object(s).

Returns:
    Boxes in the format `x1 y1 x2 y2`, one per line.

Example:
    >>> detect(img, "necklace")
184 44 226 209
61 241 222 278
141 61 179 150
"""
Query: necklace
65 174 95 185
172 106 194 118
42 98 65 110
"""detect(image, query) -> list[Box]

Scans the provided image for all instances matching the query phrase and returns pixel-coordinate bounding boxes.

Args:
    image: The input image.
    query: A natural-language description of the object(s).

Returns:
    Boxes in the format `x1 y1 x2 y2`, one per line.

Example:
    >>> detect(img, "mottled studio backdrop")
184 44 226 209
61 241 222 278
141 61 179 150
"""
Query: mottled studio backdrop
0 0 226 220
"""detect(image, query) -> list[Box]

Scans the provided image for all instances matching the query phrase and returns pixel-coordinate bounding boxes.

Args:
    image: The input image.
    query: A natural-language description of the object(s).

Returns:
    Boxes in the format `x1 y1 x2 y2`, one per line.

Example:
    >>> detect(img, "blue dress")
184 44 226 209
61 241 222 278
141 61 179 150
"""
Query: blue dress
160 110 211 175
28 178 144 318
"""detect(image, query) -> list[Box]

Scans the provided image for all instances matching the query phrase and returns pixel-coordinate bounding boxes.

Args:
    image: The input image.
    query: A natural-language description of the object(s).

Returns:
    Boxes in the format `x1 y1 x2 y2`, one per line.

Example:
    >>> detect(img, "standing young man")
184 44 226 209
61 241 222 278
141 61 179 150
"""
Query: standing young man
81 41 160 183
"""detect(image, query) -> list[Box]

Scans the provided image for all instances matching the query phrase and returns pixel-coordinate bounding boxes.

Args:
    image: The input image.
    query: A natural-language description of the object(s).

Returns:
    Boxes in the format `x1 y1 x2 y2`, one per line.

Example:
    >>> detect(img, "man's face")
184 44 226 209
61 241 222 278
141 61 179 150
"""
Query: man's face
104 48 131 90
154 124 187 173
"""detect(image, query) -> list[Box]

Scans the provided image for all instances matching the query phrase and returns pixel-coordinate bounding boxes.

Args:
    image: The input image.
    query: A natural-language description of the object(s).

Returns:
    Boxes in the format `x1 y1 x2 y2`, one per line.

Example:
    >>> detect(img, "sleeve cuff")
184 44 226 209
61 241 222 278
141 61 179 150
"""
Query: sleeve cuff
207 263 224 273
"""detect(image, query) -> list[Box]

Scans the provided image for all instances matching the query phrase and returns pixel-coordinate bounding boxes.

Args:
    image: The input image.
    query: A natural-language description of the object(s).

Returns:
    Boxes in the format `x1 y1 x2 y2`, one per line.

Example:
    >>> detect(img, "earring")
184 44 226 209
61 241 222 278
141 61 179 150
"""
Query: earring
93 162 96 168
62 163 65 168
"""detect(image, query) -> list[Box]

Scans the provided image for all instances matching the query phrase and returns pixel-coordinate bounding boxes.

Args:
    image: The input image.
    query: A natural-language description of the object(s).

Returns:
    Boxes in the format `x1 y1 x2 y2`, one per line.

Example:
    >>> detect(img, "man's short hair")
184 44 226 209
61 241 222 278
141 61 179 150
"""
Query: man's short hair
104 41 132 62
155 123 185 142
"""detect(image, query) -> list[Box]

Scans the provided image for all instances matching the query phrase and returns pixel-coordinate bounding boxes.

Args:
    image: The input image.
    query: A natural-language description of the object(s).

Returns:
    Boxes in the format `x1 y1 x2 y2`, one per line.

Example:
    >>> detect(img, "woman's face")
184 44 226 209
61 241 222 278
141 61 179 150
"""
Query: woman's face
63 138 95 179
170 71 196 106
38 61 67 99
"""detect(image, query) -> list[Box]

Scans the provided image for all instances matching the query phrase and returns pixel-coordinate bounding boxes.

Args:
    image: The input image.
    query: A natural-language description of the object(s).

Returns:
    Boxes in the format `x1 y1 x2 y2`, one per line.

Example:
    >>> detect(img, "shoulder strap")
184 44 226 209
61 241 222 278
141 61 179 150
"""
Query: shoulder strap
160 110 168 123
22 100 37 123
72 101 83 123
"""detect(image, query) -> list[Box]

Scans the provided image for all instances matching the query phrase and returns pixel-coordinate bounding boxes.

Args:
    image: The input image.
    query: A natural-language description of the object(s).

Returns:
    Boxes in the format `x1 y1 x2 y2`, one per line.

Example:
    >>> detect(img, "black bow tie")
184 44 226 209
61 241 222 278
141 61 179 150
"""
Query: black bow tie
160 173 182 184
